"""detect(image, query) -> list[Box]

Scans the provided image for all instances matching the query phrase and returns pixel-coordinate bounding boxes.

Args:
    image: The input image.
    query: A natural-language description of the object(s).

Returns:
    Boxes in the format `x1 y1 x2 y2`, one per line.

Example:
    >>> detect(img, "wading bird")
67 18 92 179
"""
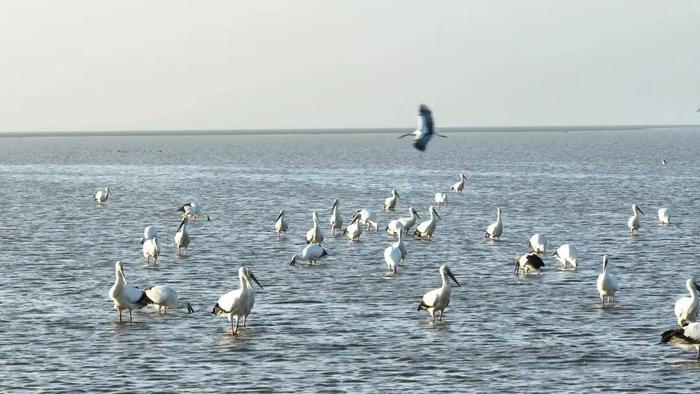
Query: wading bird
553 244 579 269
212 267 263 335
305 211 324 244
529 233 548 254
485 208 502 240
434 193 447 206
178 202 210 221
451 173 467 192
660 322 700 362
94 186 111 204
290 243 328 266
658 208 670 224
384 190 400 211
414 206 441 240
596 255 619 308
144 285 195 314
174 217 190 255
675 279 700 327
109 261 152 323
275 209 288 238
418 265 461 322
514 253 545 275
330 199 342 235
627 204 645 233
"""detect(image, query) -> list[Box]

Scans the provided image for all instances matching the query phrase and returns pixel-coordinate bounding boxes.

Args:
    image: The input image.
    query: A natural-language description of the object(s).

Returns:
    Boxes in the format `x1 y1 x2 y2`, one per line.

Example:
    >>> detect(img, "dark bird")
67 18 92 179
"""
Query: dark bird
399 104 446 151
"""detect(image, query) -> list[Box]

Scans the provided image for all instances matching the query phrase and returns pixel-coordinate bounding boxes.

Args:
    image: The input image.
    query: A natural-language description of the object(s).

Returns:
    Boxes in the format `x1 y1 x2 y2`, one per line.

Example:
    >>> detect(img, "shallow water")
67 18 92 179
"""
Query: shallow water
1 129 699 392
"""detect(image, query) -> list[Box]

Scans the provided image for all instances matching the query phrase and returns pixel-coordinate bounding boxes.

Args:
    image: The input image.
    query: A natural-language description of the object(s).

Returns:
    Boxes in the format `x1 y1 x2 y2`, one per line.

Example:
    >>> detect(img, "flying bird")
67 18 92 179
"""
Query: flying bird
398 104 446 151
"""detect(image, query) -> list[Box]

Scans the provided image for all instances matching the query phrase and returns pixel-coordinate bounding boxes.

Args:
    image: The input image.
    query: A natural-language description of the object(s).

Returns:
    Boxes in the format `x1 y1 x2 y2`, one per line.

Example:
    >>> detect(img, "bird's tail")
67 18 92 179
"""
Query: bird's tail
321 248 328 257
417 300 430 311
135 292 154 309
660 328 685 344
413 141 427 151
212 303 228 315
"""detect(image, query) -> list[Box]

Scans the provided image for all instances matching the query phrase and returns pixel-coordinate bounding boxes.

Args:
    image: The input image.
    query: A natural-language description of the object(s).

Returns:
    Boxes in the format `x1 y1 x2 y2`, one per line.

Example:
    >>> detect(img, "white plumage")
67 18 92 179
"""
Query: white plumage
485 208 502 240
384 189 400 211
144 285 194 314
658 208 670 224
451 173 467 192
305 211 324 244
142 225 158 244
358 209 379 231
514 253 545 275
413 206 441 240
178 202 210 221
212 267 263 335
142 236 160 265
418 265 461 322
108 261 151 323
596 255 619 308
343 212 364 241
384 241 401 273
434 193 447 206
627 204 644 233
387 207 420 236
174 217 190 255
553 244 579 269
330 199 342 235
290 244 328 266
398 104 445 151
661 322 700 362
529 233 548 254
675 279 700 327
275 209 288 237
94 186 111 204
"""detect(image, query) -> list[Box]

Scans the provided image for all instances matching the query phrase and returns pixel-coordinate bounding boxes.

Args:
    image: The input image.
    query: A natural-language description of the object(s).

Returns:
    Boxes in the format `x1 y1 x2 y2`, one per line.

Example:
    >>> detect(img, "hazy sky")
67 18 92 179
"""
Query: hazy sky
1 1 698 132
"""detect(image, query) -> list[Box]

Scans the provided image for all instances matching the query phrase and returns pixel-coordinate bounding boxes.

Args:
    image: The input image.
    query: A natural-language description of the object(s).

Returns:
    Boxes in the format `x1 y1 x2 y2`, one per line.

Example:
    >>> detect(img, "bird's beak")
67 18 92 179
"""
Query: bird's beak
447 270 461 287
331 200 338 212
434 209 442 220
176 217 187 232
694 282 700 292
396 192 400 198
637 206 645 215
552 251 559 257
276 211 284 222
119 265 127 281
513 258 519 274
248 272 263 289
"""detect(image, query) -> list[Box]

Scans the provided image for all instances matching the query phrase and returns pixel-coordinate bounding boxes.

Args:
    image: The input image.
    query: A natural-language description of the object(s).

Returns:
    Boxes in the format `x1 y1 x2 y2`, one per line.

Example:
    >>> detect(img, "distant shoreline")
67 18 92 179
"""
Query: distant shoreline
0 124 697 138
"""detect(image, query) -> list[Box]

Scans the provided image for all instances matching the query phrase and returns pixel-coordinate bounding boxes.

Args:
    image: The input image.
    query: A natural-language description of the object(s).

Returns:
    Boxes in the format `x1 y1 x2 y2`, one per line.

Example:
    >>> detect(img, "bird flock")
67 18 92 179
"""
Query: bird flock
99 105 695 362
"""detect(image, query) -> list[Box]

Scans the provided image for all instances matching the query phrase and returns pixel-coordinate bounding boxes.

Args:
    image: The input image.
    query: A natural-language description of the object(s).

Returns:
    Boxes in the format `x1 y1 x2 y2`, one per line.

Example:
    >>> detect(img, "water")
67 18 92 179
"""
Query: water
1 129 699 392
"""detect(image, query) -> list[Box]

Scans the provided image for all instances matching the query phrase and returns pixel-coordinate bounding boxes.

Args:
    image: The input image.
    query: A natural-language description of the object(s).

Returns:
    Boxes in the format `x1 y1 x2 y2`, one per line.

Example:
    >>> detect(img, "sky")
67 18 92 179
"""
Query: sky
0 1 698 132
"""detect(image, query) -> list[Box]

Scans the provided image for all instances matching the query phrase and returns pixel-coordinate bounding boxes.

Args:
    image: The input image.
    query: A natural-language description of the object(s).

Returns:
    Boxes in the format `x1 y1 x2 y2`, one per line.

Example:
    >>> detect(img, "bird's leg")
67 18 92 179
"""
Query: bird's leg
118 310 122 323
438 311 443 321
243 315 248 327
611 297 614 307
235 317 240 335
696 347 700 362
129 309 133 323
230 315 235 335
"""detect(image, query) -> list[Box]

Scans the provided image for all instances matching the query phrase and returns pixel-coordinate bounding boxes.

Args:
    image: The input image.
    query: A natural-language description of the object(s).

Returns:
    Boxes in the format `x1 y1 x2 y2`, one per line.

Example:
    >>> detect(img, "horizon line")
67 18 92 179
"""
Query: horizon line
0 123 698 138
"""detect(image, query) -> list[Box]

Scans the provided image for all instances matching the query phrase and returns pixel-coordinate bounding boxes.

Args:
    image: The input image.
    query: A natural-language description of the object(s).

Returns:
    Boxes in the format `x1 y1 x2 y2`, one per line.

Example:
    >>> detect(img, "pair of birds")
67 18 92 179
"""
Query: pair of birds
627 204 671 232
108 261 194 323
140 216 192 264
661 279 700 361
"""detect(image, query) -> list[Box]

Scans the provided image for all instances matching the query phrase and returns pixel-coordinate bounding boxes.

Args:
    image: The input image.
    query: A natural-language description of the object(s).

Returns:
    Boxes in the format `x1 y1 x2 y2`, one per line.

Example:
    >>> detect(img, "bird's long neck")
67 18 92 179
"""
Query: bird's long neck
440 271 450 289
688 282 697 302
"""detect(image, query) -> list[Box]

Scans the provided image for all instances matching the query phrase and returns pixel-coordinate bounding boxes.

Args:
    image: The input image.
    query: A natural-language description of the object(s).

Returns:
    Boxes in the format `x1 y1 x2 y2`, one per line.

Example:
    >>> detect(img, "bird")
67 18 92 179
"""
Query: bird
174 217 190 255
144 285 195 314
553 244 579 269
329 199 342 235
661 154 667 166
434 193 447 206
386 206 421 236
627 204 645 233
596 255 619 308
384 238 402 274
414 206 442 240
485 208 503 240
395 229 407 264
398 104 446 151
274 209 288 238
177 202 210 221
358 209 379 231
290 243 328 266
305 211 324 244
660 322 700 362
675 279 700 327
212 267 263 335
384 190 400 211
108 261 152 323
451 173 467 192
141 225 158 244
417 264 461 322
529 233 548 254
514 253 545 275
343 211 364 241
658 208 670 224
385 218 405 237
143 236 160 265
94 186 111 204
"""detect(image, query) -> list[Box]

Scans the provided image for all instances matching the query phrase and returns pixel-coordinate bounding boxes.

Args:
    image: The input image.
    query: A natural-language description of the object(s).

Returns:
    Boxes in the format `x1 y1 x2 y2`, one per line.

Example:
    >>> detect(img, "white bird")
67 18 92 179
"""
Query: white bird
451 173 467 192
358 209 379 231
395 229 407 264
274 209 288 238
553 244 579 269
514 253 545 275
305 211 324 244
658 208 670 224
143 236 160 265
417 264 461 322
485 208 503 240
596 255 619 308
386 207 421 236
384 242 401 274
343 211 364 241
384 189 400 211
290 243 328 266
212 267 263 335
144 285 195 314
434 193 447 206
108 261 152 323
398 104 446 151
414 206 441 240
177 202 210 221
660 322 700 362
627 204 645 233
675 279 700 327
529 233 548 254
174 217 190 255
141 225 158 244
661 154 667 166
94 186 111 204
329 199 342 235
